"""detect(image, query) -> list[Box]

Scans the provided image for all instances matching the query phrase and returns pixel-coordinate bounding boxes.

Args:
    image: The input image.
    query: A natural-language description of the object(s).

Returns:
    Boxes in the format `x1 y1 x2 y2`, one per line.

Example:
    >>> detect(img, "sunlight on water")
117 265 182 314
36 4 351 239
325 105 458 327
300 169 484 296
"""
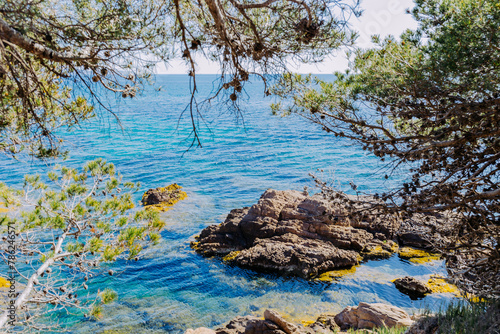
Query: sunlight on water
0 75 456 333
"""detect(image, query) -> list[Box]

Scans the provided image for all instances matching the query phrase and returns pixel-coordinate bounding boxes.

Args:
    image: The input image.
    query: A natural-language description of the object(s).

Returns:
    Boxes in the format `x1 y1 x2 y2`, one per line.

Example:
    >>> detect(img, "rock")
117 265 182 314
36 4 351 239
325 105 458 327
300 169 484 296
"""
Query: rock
397 247 441 264
397 212 458 250
308 314 339 333
334 302 413 330
141 183 187 211
185 328 216 334
234 234 360 277
213 310 316 334
362 241 398 259
214 315 285 334
426 275 461 296
393 276 431 298
194 189 400 278
264 310 299 334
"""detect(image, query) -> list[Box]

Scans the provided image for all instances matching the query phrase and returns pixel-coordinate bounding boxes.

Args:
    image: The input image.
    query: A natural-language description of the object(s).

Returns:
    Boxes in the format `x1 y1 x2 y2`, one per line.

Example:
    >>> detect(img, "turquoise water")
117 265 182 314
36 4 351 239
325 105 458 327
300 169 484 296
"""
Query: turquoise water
0 75 455 333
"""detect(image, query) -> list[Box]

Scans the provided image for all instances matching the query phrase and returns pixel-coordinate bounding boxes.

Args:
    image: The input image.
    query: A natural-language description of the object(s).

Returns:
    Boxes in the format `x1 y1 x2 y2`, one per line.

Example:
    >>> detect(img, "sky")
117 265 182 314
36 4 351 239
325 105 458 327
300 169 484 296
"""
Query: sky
159 0 419 75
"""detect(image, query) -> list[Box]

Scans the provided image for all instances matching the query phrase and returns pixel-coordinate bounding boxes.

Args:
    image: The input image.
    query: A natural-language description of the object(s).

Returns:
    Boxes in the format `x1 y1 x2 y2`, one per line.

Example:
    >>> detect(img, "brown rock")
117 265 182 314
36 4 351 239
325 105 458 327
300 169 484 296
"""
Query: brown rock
141 184 186 206
309 314 339 333
393 276 431 298
214 315 286 334
397 212 459 250
234 234 360 277
334 302 413 330
264 310 300 334
194 189 401 278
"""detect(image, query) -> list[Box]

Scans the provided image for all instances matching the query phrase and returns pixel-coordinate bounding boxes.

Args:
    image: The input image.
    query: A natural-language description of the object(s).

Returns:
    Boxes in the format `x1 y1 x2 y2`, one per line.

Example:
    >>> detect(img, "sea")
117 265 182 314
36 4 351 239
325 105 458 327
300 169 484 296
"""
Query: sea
0 75 456 333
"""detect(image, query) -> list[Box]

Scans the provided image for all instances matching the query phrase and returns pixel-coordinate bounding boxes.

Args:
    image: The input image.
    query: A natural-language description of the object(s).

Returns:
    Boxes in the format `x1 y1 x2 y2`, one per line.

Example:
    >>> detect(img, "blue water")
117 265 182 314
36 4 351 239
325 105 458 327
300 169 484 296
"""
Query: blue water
0 75 455 333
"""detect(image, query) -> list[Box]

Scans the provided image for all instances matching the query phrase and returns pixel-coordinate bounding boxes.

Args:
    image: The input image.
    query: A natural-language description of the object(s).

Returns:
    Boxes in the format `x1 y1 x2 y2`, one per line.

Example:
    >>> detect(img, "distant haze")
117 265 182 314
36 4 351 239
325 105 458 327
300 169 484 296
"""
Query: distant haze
159 0 418 75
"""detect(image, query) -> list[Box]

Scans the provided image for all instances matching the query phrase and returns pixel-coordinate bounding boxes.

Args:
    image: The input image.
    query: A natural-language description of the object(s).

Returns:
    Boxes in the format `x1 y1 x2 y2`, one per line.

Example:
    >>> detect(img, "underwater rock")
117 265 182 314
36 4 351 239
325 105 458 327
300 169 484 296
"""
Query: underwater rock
141 183 187 211
193 189 401 278
334 302 413 330
393 276 431 298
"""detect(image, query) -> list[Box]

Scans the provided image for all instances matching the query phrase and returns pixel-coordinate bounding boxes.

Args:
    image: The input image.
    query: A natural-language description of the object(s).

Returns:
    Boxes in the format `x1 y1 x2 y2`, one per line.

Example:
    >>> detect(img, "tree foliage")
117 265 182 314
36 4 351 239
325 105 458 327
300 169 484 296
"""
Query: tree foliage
0 0 360 157
0 159 167 330
272 0 500 296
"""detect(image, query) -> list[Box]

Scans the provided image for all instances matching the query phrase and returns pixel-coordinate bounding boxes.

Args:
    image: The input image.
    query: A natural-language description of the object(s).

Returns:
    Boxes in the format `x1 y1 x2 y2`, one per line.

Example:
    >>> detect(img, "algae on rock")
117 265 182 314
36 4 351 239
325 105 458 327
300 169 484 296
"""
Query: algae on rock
141 183 187 212
398 247 441 264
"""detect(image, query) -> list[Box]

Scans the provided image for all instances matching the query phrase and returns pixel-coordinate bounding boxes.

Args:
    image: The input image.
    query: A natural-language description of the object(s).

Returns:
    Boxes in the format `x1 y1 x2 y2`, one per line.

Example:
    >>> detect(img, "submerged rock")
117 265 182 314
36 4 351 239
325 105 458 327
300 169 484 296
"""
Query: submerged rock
141 183 187 211
193 189 400 278
393 276 432 298
334 302 413 330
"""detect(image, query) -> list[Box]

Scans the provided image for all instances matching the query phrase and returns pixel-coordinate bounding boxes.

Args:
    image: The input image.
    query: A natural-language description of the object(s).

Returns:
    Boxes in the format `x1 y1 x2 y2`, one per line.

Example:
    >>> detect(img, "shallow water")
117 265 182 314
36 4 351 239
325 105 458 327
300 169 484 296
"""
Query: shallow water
0 75 456 333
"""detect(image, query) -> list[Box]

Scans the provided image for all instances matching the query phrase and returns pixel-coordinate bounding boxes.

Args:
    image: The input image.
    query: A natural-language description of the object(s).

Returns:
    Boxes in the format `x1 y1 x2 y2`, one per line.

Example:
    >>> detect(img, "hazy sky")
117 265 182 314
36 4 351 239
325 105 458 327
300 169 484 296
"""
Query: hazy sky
160 0 418 74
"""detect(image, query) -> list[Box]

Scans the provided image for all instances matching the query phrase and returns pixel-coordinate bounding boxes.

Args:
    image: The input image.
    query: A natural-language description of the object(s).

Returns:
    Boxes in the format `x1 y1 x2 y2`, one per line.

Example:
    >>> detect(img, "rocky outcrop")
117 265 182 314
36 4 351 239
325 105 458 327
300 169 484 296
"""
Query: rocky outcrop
393 276 432 298
141 183 187 211
193 189 400 278
334 302 413 330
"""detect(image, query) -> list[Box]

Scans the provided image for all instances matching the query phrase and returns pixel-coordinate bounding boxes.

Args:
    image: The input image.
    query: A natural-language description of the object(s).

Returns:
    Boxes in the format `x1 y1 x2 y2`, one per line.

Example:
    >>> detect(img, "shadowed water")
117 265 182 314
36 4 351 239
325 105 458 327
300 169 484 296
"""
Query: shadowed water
0 75 456 333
